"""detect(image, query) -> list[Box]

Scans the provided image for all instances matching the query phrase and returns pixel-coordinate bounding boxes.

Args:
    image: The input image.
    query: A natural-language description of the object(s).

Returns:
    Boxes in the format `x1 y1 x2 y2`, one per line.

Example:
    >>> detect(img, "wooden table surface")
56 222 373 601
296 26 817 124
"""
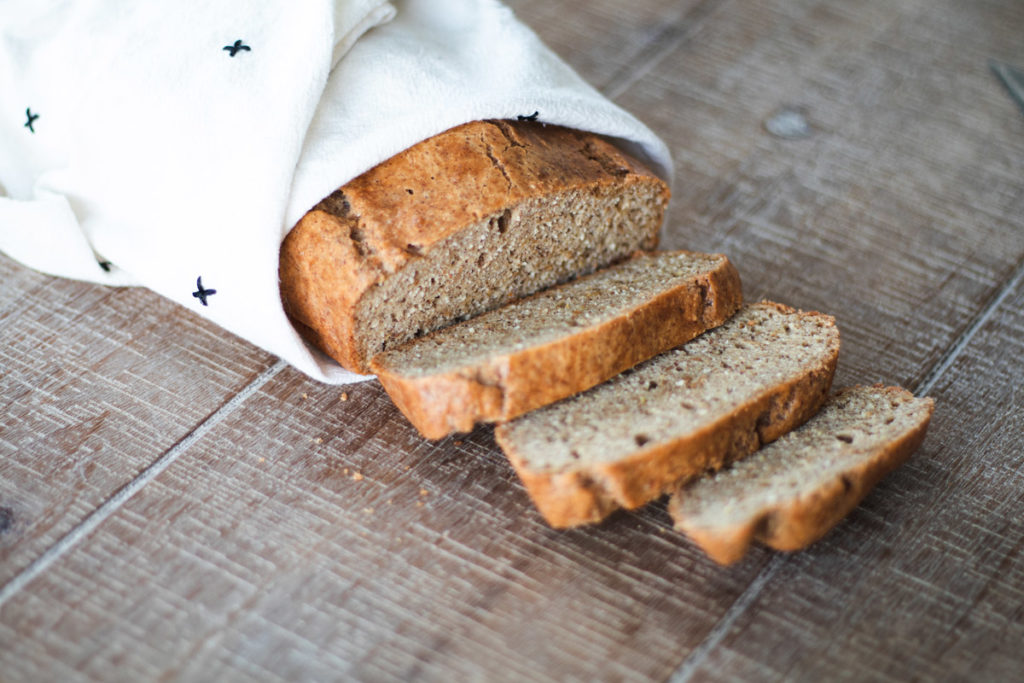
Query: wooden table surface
3 1 1023 680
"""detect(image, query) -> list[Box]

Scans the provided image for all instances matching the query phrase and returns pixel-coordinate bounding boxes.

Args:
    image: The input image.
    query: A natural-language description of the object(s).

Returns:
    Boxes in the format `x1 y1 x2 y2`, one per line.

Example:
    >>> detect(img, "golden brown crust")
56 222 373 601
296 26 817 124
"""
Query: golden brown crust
496 306 840 528
371 252 743 439
279 120 669 373
669 386 934 565
761 388 932 552
279 209 371 370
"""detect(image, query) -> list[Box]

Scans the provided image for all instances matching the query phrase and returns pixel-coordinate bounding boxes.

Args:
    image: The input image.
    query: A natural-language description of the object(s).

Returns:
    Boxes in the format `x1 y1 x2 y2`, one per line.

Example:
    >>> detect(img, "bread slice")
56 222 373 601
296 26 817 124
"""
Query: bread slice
371 251 742 439
279 120 670 373
668 385 933 565
494 302 840 527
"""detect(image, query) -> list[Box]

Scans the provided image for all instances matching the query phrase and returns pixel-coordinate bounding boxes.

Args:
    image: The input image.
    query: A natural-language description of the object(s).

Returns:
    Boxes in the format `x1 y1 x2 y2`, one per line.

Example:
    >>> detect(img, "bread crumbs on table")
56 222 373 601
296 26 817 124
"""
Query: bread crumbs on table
352 471 364 481
363 507 374 514
419 488 429 496
341 392 348 401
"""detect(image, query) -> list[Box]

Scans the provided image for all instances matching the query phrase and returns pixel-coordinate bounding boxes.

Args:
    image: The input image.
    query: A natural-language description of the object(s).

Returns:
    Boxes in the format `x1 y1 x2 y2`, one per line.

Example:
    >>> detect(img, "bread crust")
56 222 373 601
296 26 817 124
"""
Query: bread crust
371 252 743 439
670 385 934 565
495 305 840 528
279 120 669 373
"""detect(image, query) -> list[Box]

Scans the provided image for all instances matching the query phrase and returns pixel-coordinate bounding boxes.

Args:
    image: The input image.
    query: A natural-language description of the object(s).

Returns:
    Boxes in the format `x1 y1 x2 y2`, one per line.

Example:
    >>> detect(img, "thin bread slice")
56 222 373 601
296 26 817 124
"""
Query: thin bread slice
371 251 742 439
668 385 933 565
494 302 840 527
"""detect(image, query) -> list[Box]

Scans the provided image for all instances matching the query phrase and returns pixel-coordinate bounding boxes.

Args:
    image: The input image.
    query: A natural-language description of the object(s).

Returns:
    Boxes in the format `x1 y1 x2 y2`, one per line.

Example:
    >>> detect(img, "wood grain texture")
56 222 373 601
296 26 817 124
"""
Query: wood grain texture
0 253 275 585
615 0 1024 391
0 370 767 681
507 0 719 95
2 0 1024 680
672 275 1024 682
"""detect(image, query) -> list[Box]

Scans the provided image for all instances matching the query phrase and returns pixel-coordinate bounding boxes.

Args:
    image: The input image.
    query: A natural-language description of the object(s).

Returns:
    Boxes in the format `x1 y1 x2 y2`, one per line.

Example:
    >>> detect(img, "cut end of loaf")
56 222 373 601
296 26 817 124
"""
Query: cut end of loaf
279 120 670 374
353 180 667 369
495 302 840 528
669 385 934 565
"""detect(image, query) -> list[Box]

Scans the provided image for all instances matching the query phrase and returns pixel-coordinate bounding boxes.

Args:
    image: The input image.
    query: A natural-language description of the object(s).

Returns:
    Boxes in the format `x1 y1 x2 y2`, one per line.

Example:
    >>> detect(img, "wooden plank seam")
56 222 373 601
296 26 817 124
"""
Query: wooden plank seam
602 0 723 100
668 256 1024 681
668 554 789 683
914 255 1024 397
0 359 287 609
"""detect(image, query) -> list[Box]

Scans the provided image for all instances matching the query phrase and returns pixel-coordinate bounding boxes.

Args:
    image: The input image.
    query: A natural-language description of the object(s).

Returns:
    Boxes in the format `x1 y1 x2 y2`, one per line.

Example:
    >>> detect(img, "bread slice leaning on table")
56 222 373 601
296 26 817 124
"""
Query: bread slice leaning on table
495 302 841 528
669 385 934 565
371 250 742 439
279 119 670 374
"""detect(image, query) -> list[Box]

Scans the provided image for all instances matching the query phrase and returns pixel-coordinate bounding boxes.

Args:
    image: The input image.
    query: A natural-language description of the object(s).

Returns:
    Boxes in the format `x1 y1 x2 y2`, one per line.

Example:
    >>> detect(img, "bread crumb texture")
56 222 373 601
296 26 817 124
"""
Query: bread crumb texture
495 302 840 527
498 303 837 469
370 250 742 439
375 251 726 376
669 385 933 564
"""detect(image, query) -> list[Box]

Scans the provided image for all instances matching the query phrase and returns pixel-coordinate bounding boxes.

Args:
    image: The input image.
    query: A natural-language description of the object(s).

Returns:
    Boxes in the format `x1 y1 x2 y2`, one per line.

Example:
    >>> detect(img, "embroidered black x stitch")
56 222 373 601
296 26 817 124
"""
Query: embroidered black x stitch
517 111 539 121
192 276 217 306
24 108 39 133
223 40 251 57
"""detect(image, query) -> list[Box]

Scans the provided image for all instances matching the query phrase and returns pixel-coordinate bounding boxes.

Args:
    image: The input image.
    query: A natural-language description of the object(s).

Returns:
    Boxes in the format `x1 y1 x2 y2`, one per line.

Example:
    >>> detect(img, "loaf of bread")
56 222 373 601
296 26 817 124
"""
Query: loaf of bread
279 120 671 373
668 385 933 564
495 302 840 527
279 117 928 560
371 250 742 439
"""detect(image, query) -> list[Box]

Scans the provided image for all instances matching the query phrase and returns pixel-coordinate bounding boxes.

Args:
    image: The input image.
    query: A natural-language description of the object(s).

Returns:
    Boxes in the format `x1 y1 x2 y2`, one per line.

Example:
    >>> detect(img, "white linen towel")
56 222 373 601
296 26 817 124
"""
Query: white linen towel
0 0 672 384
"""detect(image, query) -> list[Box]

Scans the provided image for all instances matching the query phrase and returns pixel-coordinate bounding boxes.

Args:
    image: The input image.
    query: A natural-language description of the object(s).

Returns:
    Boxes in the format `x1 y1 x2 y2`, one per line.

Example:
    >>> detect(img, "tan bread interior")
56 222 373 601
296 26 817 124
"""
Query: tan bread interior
355 181 664 363
498 304 839 471
673 387 933 525
373 251 723 377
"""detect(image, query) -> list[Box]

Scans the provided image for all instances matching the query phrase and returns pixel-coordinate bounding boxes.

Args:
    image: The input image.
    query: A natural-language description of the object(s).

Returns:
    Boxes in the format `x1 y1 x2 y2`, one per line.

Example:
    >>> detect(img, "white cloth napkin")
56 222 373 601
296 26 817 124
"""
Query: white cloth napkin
0 0 672 384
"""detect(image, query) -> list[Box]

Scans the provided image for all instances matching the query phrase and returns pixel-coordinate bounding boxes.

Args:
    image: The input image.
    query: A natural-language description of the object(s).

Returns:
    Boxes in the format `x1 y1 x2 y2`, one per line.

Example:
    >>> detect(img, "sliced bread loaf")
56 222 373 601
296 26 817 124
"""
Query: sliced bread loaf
668 385 933 564
494 302 840 528
371 251 742 439
279 120 670 373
